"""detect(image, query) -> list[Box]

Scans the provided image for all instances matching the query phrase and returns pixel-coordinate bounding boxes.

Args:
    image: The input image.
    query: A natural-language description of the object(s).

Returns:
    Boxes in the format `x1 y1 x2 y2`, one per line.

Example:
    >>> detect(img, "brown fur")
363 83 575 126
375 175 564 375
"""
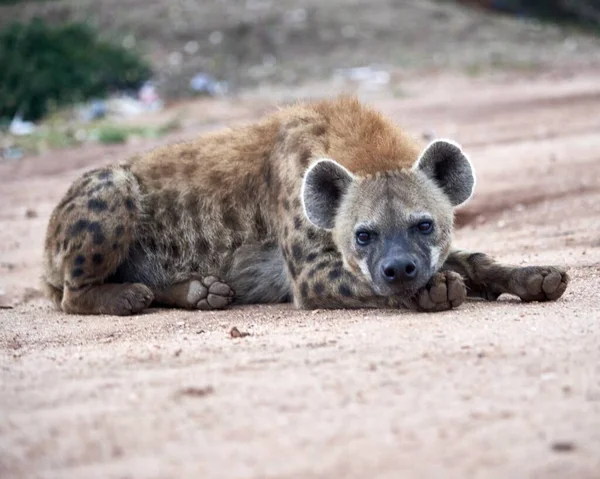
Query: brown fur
42 96 569 315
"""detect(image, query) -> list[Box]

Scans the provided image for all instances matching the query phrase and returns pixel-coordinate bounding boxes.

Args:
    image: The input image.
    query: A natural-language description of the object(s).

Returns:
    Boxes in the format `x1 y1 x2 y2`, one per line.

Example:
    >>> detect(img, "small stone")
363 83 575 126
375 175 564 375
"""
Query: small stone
551 441 575 452
230 326 250 338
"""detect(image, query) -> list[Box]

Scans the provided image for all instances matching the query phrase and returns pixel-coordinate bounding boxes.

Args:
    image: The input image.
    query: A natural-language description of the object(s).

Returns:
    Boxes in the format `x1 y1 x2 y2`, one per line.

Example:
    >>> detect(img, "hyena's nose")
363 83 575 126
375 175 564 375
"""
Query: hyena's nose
381 257 418 283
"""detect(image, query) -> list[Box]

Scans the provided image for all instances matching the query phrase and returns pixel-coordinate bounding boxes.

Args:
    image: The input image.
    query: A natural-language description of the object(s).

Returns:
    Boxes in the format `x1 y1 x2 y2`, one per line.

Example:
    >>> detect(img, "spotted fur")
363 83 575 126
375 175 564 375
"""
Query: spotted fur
42 96 569 315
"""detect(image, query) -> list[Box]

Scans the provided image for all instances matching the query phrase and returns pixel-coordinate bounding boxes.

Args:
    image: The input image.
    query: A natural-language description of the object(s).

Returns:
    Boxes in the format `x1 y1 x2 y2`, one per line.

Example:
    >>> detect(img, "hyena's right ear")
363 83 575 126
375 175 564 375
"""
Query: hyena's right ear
301 159 355 230
414 139 476 207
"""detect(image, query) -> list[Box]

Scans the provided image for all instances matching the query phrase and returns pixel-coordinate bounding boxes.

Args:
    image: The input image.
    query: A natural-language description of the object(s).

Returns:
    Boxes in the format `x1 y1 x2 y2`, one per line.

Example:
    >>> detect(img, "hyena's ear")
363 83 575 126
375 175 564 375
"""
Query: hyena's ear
414 139 476 207
301 158 355 230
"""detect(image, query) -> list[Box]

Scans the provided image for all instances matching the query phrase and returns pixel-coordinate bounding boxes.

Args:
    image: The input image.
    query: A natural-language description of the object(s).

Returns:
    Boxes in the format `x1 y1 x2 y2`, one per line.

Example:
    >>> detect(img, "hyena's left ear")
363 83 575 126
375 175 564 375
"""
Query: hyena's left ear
301 158 355 230
413 139 476 207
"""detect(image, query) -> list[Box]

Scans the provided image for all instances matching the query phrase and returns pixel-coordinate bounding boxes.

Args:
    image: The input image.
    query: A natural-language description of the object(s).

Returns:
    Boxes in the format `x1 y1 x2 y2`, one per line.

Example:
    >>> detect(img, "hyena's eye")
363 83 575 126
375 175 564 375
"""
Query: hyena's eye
416 221 433 234
355 230 373 246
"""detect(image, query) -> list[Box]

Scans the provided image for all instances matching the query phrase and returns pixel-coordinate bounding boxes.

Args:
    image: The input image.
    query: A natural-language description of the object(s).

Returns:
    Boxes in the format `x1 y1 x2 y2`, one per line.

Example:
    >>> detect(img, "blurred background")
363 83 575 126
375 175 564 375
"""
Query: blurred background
1 0 600 157
2 4 600 474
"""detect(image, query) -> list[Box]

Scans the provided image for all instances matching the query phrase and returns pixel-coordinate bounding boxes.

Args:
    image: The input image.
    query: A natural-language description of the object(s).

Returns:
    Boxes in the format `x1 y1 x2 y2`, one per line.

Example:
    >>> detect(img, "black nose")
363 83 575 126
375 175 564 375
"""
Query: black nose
381 258 418 283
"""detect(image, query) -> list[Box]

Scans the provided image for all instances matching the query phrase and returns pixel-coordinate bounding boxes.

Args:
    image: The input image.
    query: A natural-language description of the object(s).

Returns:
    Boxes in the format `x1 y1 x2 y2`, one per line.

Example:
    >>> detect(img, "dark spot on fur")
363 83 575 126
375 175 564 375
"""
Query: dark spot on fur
328 268 342 281
71 268 84 278
307 260 329 280
97 169 113 180
306 251 318 262
313 281 325 295
222 207 240 231
112 243 119 250
284 226 289 238
282 199 290 211
87 198 108 212
315 260 329 271
183 190 201 213
339 284 353 297
292 242 303 262
70 219 90 237
161 163 177 177
146 237 158 252
262 240 278 251
62 239 69 250
299 149 312 166
293 216 302 230
183 162 198 176
171 242 180 257
115 225 125 236
55 241 60 253
263 161 272 187
312 124 326 136
74 255 85 266
125 197 136 211
149 169 162 182
293 198 301 209
208 171 224 191
195 236 210 254
54 223 62 235
306 229 316 241
80 178 91 189
65 203 75 213
322 246 336 255
300 281 309 298
87 222 105 245
92 253 104 265
254 210 269 237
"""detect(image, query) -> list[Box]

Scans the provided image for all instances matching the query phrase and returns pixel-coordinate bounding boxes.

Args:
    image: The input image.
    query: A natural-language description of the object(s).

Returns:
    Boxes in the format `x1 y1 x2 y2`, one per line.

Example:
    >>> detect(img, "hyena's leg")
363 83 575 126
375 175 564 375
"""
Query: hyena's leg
442 250 569 302
289 249 466 312
43 166 154 315
152 275 234 310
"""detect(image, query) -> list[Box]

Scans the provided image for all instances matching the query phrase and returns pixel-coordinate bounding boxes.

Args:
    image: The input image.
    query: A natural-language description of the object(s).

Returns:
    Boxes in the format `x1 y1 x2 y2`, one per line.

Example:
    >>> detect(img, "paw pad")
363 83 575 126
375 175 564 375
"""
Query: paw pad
413 271 466 312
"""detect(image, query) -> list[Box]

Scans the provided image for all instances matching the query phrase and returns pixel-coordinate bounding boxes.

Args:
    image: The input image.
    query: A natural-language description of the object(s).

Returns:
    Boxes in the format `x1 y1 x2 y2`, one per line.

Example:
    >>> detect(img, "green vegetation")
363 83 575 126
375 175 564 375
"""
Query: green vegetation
3 115 182 155
0 17 152 122
481 1 600 30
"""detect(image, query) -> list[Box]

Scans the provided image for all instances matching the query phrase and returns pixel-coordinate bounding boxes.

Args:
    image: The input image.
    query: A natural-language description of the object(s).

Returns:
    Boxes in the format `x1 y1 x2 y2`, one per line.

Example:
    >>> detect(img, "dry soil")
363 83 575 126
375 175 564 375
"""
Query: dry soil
1 70 600 478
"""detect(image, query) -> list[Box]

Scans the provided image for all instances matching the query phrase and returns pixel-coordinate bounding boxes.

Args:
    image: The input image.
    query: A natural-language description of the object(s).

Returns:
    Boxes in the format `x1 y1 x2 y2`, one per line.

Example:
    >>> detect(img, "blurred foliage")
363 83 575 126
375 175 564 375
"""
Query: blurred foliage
0 18 152 122
472 1 600 29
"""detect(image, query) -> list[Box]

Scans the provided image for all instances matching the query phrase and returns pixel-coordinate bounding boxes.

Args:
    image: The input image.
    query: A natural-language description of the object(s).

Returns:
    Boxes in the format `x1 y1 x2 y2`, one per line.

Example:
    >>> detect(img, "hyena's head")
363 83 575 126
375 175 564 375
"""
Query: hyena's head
301 140 475 297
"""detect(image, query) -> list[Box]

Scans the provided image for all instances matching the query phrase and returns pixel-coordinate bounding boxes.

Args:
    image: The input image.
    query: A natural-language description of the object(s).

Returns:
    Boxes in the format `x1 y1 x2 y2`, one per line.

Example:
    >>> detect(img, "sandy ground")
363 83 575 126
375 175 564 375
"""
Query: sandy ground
1 70 600 478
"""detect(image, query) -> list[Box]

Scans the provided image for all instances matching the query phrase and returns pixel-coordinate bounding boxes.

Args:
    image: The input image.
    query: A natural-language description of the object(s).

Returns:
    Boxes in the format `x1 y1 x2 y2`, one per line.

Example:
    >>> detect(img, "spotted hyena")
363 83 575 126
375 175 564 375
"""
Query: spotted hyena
42 96 569 315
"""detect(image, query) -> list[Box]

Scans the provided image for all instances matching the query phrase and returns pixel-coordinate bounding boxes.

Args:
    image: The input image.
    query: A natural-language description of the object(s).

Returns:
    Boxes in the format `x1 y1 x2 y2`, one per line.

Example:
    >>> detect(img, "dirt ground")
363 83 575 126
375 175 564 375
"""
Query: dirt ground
1 68 600 478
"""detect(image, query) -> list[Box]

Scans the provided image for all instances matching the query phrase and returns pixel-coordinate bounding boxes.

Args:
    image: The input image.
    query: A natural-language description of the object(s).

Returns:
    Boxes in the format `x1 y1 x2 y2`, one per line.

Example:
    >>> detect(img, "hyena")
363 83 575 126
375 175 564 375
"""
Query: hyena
42 96 568 315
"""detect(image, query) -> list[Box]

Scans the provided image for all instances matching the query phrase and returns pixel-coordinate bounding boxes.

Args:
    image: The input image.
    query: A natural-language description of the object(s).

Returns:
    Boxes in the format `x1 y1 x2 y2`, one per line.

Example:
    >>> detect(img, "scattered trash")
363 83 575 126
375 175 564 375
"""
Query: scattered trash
79 100 107 122
190 73 229 96
138 82 163 111
1 147 24 162
9 114 35 136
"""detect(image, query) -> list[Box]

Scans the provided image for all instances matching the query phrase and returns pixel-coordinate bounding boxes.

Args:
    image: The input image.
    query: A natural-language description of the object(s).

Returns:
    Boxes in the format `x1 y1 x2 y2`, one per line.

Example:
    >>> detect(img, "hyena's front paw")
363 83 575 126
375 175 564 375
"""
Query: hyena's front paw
188 276 235 310
509 266 569 302
406 271 467 312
